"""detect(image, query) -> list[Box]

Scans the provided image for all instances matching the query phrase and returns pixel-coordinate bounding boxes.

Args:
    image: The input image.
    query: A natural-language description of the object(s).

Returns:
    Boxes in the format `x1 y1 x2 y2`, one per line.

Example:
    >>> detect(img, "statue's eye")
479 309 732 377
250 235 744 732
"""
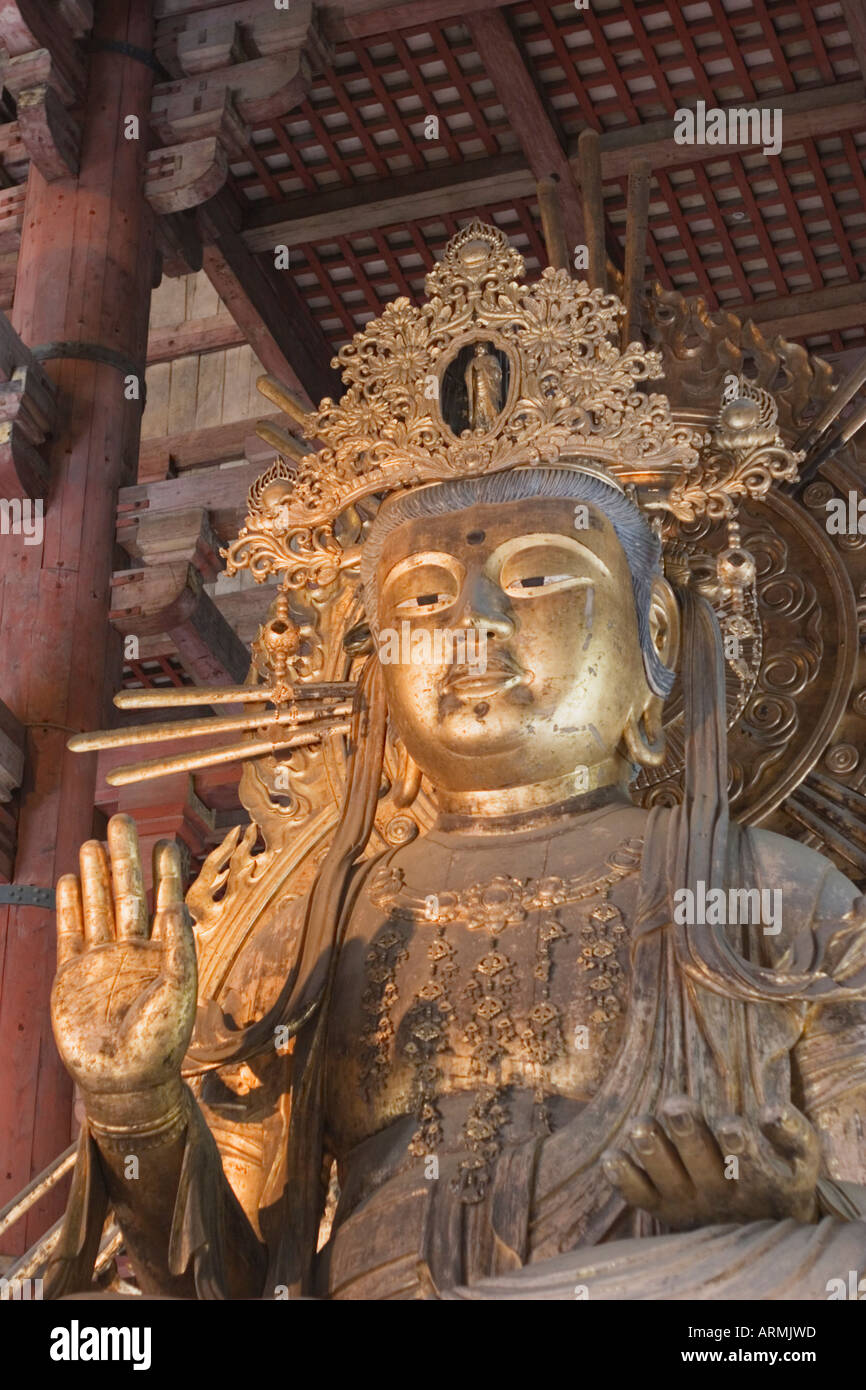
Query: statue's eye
503 573 581 596
395 591 453 614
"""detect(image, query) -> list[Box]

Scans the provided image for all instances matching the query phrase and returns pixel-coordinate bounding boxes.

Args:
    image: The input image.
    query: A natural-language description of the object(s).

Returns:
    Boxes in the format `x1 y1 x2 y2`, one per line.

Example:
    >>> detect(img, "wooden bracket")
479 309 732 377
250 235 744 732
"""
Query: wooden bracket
145 136 229 216
110 562 251 687
0 315 57 499
150 84 249 160
154 2 332 83
0 2 89 181
15 82 80 179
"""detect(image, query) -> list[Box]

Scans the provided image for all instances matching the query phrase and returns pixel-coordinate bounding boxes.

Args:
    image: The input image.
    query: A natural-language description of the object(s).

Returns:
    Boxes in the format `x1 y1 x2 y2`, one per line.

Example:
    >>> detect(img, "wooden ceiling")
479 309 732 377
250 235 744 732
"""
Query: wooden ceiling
213 0 866 366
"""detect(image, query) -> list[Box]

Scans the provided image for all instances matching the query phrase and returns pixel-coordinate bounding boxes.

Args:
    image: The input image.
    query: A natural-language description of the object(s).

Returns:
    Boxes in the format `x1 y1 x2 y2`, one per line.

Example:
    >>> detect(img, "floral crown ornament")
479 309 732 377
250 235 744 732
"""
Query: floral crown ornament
224 222 710 591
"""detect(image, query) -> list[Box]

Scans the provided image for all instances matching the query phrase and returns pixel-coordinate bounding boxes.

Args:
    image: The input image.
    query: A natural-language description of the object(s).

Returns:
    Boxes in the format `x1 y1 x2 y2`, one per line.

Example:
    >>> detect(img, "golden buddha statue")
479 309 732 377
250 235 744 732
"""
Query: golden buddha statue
44 225 866 1301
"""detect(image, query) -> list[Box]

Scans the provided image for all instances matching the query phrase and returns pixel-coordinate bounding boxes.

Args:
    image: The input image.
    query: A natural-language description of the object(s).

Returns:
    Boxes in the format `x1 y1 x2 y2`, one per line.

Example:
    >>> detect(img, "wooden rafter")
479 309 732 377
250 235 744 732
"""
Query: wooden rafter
197 190 340 407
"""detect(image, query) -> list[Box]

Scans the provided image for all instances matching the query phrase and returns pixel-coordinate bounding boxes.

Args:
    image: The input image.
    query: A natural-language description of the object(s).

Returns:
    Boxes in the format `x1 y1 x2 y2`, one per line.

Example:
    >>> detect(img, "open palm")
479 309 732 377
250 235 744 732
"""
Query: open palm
51 815 197 1098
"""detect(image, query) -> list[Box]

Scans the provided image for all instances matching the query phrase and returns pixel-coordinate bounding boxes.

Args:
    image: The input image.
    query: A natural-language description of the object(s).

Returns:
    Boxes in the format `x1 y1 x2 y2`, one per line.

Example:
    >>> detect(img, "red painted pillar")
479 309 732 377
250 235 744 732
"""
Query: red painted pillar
0 1 155 1251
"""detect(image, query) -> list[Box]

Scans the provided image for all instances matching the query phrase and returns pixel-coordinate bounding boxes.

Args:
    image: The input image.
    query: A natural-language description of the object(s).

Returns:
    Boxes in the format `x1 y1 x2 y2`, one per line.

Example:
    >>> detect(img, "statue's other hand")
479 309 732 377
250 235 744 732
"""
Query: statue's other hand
601 1096 820 1231
50 815 197 1117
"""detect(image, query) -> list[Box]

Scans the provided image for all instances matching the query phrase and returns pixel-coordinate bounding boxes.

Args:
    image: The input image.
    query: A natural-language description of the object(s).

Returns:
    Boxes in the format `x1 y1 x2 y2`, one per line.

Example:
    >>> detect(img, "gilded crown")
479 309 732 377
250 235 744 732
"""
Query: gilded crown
225 222 801 590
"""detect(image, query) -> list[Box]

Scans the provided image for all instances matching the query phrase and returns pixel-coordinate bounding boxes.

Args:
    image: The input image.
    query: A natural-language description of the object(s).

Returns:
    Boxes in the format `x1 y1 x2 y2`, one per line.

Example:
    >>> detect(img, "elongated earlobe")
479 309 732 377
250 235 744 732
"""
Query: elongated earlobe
623 703 666 767
392 742 422 806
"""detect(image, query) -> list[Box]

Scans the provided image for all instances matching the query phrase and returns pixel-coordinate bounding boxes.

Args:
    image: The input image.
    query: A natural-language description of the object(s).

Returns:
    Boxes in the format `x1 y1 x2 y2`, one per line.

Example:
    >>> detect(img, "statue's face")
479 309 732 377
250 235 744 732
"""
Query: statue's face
375 493 666 795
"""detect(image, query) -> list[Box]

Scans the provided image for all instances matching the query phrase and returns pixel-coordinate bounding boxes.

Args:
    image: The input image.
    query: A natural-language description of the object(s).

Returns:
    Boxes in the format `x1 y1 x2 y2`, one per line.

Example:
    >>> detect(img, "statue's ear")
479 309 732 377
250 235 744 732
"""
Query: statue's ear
623 576 679 769
648 574 680 673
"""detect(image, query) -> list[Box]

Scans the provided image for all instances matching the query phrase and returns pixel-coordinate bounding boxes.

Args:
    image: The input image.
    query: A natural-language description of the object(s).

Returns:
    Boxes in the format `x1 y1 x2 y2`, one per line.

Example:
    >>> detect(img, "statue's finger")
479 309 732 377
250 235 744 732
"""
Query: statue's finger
158 903 197 990
659 1097 727 1191
715 1116 789 1196
107 814 148 942
627 1115 695 1209
150 840 184 943
601 1148 660 1212
56 874 84 967
79 840 115 946
759 1104 819 1176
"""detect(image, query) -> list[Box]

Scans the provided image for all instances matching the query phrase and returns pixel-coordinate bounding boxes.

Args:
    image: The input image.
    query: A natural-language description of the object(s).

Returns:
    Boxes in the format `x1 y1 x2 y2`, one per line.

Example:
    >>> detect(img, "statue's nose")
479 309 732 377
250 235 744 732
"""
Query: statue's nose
455 572 514 639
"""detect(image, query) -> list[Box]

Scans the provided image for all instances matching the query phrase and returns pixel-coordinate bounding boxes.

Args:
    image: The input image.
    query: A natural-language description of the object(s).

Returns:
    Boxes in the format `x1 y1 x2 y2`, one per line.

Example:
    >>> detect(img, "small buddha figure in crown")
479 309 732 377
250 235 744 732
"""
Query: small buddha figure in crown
464 341 504 432
44 226 866 1301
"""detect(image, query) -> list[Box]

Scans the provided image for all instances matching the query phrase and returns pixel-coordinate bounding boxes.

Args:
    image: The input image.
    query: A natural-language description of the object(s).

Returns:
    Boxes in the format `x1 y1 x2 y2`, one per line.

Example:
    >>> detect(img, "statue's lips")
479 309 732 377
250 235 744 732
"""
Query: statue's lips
440 659 527 700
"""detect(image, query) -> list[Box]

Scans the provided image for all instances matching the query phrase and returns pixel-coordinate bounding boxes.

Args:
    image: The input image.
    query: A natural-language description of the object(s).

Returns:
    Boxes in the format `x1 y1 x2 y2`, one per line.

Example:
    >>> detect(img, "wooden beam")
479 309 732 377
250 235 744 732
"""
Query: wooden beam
735 281 866 340
622 156 651 346
535 177 569 272
95 735 242 812
467 10 584 258
242 153 534 253
147 309 245 364
199 191 339 407
578 81 866 182
577 130 606 292
150 0 330 129
0 2 87 182
120 460 263 519
139 410 286 475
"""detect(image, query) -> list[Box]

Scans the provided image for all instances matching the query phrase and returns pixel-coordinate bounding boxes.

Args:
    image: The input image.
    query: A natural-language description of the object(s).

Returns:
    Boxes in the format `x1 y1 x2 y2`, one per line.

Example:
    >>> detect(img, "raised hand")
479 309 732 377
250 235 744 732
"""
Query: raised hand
50 815 197 1123
602 1095 820 1230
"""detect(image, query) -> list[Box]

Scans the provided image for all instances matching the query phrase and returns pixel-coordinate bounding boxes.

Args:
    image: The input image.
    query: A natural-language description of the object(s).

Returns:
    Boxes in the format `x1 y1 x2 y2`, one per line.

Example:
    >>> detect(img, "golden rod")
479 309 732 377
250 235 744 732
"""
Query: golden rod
255 421 309 463
113 682 357 710
69 703 354 753
106 719 352 787
256 374 313 430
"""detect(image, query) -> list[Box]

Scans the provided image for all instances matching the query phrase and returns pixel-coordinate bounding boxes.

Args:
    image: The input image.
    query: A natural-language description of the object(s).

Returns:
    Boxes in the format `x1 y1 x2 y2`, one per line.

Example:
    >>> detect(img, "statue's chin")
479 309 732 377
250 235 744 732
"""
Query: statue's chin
399 735 603 797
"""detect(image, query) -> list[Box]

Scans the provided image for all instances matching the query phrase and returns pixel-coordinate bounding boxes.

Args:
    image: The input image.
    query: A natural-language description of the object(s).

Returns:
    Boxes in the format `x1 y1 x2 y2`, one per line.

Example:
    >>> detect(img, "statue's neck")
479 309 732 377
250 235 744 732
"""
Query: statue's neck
433 757 633 833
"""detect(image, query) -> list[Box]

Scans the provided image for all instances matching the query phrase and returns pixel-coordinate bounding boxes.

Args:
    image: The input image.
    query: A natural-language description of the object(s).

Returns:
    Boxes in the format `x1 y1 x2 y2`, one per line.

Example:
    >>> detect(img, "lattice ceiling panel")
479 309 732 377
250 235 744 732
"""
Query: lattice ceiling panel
227 0 866 358
517 0 861 131
234 23 510 201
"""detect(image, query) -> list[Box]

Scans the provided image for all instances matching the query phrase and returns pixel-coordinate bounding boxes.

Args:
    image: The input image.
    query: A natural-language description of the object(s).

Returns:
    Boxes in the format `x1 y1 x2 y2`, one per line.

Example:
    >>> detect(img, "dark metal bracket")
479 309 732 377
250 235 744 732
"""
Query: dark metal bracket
0 884 56 909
